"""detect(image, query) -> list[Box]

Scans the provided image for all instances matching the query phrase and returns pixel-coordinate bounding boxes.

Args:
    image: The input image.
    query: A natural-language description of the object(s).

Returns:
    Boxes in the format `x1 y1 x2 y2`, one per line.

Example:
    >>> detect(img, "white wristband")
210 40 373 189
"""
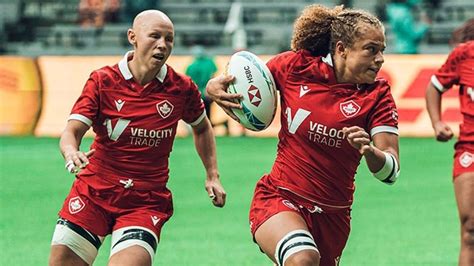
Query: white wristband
373 152 399 185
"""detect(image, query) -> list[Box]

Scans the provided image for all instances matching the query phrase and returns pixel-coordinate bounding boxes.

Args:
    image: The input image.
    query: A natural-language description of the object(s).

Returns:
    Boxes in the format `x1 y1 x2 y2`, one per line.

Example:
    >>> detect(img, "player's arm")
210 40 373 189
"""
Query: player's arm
191 116 226 207
425 82 454 142
206 74 242 121
344 127 400 185
60 120 95 173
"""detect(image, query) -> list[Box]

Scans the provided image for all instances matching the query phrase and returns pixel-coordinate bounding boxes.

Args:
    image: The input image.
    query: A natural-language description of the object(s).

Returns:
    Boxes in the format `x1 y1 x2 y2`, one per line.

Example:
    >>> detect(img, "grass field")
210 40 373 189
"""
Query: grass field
0 136 458 265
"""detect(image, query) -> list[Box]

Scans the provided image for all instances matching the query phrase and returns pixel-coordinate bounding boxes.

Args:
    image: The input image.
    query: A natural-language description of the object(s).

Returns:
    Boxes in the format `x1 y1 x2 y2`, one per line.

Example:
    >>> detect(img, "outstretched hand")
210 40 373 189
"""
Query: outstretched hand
206 74 243 121
64 149 95 174
205 177 226 208
343 126 373 155
433 121 453 142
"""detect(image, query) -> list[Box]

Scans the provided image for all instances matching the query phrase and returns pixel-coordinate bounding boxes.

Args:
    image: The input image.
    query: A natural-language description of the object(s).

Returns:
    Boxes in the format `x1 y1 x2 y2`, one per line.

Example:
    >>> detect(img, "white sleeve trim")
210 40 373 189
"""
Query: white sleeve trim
68 114 93 127
188 111 206 126
430 75 447 93
370 126 399 137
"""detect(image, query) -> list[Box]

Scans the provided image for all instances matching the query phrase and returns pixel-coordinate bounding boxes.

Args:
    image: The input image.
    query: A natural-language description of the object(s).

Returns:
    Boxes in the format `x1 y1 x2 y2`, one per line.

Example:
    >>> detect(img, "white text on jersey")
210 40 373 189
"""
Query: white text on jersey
129 127 173 147
308 121 345 148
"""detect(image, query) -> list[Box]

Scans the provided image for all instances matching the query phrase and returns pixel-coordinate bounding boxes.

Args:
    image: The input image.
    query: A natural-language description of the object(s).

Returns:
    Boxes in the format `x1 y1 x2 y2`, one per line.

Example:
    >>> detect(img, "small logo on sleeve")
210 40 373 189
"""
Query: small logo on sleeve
156 100 174 119
460 152 473 168
340 100 361 118
69 196 85 214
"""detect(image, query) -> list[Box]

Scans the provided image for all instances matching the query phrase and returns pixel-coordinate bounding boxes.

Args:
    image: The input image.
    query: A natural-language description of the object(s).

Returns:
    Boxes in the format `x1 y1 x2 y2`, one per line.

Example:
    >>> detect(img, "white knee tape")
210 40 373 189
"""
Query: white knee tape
274 229 318 266
51 223 103 265
110 226 158 262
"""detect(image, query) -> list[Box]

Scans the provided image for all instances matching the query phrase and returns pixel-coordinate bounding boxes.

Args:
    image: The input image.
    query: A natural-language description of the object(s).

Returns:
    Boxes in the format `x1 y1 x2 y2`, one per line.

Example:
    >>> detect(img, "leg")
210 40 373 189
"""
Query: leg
49 218 103 266
108 246 151 266
255 211 320 266
108 226 158 266
454 172 474 266
50 245 89 266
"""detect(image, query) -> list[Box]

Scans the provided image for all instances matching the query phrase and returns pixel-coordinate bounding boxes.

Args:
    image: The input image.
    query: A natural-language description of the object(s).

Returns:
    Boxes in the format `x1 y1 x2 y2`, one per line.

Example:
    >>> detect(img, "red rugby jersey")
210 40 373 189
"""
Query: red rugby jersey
266 50 399 209
69 52 205 185
431 41 474 141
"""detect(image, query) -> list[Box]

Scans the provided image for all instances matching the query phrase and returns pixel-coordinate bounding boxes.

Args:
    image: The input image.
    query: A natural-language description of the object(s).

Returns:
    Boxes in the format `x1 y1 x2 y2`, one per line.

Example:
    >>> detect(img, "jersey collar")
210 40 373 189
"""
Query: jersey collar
118 51 167 83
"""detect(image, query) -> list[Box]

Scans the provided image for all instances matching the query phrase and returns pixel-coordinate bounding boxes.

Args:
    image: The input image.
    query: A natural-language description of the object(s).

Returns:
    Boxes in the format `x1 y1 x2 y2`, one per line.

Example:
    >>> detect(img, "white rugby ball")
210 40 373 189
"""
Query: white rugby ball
227 51 277 131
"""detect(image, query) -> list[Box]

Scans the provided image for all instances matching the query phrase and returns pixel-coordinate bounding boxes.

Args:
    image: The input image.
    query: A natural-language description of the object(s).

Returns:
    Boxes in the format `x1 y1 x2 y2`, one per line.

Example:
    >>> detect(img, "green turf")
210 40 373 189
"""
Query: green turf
0 137 457 265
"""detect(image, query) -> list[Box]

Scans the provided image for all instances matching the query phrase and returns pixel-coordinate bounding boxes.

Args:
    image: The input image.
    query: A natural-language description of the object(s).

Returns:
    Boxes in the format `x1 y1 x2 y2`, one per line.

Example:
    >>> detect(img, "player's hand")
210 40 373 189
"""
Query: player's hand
206 74 242 121
343 126 373 155
205 176 226 208
64 149 95 174
433 121 453 142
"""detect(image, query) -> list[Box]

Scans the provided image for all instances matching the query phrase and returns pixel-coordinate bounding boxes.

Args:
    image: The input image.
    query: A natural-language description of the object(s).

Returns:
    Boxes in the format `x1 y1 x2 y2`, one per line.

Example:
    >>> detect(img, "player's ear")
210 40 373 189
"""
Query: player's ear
127 29 137 46
335 41 347 59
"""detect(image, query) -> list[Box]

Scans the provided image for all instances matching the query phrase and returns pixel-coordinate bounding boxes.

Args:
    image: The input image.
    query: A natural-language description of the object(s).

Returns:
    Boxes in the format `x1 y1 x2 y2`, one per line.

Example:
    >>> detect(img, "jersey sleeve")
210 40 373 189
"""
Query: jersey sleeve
431 46 461 93
182 79 206 126
266 51 297 91
368 83 399 137
69 71 100 127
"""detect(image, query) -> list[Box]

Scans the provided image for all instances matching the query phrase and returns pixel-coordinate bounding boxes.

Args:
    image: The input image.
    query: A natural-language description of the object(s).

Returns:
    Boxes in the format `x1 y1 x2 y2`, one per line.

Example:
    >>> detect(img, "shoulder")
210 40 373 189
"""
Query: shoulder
365 78 392 96
91 64 123 88
450 41 474 58
165 65 198 93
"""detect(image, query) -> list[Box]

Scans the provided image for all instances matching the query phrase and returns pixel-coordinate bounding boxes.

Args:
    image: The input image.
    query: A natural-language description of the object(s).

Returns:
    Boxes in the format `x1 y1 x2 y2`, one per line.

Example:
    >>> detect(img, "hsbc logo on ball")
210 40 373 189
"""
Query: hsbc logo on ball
340 100 361 118
248 85 262 107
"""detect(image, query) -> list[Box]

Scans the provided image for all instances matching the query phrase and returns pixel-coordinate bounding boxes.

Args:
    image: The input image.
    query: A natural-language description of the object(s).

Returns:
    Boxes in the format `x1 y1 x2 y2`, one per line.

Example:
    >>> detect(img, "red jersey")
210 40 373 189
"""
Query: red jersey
431 41 474 142
266 50 399 209
69 52 205 186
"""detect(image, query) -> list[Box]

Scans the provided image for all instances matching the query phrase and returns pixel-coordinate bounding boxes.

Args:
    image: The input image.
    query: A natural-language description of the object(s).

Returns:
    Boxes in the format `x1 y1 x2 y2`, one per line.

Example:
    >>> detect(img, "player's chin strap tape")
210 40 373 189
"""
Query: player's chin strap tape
110 227 158 261
373 152 400 185
57 218 102 250
274 229 318 266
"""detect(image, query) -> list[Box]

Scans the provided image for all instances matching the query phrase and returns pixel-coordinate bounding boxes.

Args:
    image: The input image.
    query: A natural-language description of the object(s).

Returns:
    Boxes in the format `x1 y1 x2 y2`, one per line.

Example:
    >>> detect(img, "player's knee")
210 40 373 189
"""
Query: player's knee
461 214 474 247
51 218 102 265
49 246 88 266
284 250 320 266
274 229 319 266
110 227 158 262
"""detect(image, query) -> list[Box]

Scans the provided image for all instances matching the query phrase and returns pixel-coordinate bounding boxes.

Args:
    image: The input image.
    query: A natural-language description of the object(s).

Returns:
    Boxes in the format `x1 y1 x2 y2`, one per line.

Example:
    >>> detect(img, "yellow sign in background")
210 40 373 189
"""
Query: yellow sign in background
0 54 457 137
0 57 41 135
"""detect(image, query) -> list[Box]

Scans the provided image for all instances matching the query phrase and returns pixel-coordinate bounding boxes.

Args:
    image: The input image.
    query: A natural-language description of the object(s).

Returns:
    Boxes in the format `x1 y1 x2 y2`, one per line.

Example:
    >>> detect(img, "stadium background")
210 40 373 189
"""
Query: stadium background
0 0 472 265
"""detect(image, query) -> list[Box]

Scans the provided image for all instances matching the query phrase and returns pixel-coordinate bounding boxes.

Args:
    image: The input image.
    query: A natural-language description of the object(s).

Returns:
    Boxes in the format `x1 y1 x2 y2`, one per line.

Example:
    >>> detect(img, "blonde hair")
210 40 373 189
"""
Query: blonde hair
291 5 384 56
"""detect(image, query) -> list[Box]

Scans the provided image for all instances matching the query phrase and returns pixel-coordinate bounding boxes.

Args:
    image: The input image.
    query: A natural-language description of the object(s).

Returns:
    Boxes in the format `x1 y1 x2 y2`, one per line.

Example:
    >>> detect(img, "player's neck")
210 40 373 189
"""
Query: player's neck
128 59 161 86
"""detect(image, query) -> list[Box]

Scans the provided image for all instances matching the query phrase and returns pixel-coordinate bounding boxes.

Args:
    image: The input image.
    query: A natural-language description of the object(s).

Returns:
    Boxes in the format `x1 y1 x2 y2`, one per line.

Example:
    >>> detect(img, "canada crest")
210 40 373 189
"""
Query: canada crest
69 196 85 214
156 100 174 119
340 100 361 118
460 152 473 168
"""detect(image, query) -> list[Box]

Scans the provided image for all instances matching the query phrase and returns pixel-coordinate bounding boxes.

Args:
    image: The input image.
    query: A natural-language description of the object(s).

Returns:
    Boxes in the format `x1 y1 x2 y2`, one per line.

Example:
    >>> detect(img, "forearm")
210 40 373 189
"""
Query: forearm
193 120 219 179
59 130 82 159
59 120 90 159
425 83 443 126
365 133 400 185
364 145 387 173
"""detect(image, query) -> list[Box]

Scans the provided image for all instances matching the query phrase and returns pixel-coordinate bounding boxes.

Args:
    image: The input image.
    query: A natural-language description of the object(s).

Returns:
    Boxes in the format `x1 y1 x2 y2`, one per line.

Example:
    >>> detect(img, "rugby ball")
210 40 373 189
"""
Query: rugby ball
227 51 277 131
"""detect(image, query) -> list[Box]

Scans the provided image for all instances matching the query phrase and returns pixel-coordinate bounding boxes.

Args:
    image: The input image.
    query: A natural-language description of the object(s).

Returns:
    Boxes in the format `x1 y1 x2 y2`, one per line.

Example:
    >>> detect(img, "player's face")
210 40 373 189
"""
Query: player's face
341 25 385 84
134 18 174 69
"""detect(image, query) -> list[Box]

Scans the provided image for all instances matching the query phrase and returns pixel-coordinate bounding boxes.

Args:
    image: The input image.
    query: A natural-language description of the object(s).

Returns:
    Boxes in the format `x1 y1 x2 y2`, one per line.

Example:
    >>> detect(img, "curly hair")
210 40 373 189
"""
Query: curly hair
291 5 384 56
450 18 474 45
